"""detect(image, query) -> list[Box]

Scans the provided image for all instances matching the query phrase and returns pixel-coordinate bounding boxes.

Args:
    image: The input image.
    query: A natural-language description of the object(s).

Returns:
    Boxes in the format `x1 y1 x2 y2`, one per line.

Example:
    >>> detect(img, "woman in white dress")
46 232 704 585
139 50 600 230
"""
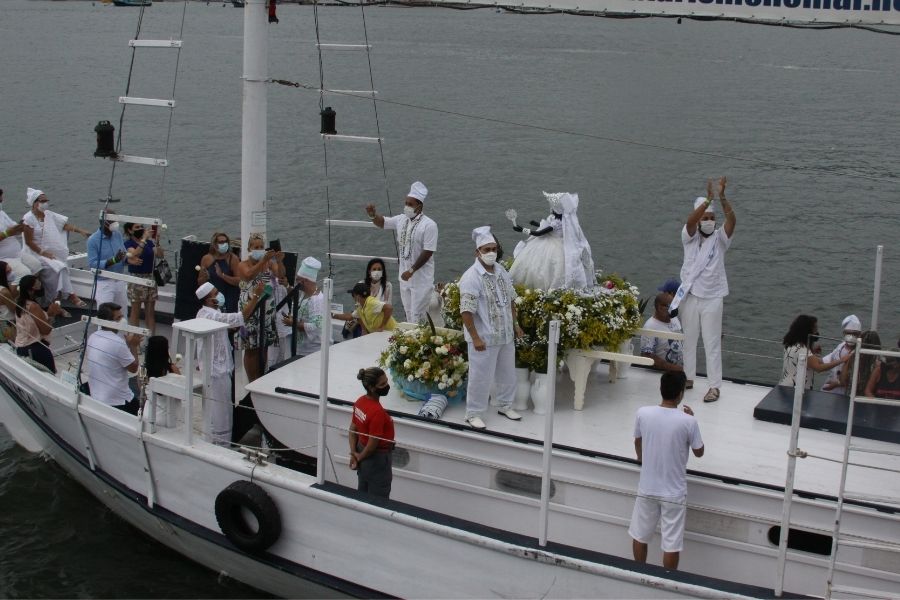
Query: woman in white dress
22 188 89 308
509 191 595 291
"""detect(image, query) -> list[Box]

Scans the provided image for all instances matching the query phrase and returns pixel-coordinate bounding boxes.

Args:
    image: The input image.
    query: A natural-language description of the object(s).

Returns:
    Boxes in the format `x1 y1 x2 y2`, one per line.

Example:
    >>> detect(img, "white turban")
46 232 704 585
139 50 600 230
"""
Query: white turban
472 225 494 249
407 181 428 203
195 282 215 300
297 256 322 282
26 188 44 207
842 314 862 332
694 196 714 213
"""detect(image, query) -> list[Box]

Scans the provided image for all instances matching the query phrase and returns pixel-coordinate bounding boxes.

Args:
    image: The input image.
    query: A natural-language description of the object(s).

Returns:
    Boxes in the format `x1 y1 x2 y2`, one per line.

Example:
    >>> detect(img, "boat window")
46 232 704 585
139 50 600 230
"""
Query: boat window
767 526 832 556
392 447 410 469
495 470 555 499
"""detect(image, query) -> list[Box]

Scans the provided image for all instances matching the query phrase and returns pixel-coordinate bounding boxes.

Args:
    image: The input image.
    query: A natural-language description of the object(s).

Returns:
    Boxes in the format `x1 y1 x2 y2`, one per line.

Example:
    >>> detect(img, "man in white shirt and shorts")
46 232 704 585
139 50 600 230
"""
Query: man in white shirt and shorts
628 371 704 570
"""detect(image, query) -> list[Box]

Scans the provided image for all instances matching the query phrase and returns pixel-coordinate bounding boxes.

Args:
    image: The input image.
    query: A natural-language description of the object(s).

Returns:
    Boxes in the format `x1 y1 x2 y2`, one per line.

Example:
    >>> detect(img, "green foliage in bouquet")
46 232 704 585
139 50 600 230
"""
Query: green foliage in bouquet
514 272 642 373
378 325 469 396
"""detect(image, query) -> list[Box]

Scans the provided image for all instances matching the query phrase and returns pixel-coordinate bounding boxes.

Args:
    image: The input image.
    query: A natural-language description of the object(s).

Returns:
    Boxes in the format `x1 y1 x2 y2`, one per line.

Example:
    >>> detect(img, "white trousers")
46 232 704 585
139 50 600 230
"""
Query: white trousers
267 335 291 368
680 294 723 389
39 265 74 304
465 341 516 418
399 278 434 325
204 373 233 446
3 255 40 284
96 279 128 309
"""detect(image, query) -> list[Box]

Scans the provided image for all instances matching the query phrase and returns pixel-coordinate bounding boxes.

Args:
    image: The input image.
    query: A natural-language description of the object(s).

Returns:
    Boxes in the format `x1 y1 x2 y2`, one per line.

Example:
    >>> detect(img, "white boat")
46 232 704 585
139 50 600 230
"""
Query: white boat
2 1 899 599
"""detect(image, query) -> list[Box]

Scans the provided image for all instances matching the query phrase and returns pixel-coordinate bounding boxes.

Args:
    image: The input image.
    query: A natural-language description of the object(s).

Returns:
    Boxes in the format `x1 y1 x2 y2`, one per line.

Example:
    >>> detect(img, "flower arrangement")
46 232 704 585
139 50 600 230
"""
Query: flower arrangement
378 325 469 399
442 270 642 374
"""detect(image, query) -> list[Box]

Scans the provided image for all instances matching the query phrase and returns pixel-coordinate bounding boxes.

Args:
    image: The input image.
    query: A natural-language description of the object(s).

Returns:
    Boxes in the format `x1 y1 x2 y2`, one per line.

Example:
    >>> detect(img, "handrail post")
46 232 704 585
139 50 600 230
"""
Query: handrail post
871 245 883 330
775 348 808 596
538 320 560 547
316 278 333 485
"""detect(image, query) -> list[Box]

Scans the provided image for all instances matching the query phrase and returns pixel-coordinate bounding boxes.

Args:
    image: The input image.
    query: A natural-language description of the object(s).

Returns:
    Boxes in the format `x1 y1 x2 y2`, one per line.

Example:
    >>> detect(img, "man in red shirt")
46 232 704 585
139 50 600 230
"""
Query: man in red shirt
349 367 396 498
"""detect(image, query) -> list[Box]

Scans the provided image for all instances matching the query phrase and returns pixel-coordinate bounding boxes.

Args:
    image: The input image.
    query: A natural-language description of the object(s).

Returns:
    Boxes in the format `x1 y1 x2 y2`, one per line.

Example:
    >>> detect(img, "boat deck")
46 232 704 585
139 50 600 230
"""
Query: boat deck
252 331 900 502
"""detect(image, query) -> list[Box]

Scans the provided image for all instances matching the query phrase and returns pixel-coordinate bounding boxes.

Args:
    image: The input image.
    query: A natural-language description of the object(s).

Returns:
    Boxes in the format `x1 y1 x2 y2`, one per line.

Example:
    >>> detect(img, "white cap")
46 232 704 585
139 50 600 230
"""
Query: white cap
195 282 215 300
694 196 713 212
407 181 428 203
472 225 495 249
842 314 862 332
297 256 321 282
26 187 43 207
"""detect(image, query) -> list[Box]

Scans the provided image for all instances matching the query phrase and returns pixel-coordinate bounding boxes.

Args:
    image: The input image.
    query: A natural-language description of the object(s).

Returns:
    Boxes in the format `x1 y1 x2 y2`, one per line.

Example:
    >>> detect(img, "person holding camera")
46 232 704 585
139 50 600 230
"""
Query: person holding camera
235 233 283 382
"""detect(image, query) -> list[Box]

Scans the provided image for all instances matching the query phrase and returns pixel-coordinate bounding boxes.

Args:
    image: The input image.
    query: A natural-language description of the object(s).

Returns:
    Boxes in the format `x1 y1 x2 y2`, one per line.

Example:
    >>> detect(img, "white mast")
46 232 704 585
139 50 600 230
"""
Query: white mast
241 0 268 252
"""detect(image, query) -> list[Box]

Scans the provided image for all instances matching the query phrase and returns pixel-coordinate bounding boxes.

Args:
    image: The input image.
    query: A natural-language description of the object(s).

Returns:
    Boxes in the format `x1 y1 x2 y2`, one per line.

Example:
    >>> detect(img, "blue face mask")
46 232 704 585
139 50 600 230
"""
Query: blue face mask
217 242 229 254
250 249 265 261
215 292 225 309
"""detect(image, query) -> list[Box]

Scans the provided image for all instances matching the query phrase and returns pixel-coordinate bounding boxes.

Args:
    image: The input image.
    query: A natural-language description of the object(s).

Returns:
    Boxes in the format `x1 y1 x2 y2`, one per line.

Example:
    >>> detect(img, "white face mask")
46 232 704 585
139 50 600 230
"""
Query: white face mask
370 269 383 281
699 220 715 235
250 249 265 261
36 201 48 213
107 221 119 232
403 205 417 219
480 251 497 266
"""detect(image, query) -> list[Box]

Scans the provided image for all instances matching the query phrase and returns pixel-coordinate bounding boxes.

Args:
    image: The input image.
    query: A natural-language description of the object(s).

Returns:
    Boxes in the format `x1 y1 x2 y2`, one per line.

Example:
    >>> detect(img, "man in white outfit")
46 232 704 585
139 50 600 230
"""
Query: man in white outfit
365 181 438 324
0 188 40 283
669 177 736 403
282 257 333 357
196 280 265 445
459 226 524 430
821 314 862 395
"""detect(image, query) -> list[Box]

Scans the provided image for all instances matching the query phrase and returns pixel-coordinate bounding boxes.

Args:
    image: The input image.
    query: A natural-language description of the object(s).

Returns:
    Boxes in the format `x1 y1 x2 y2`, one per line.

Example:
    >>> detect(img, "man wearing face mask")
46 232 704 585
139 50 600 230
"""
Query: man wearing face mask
458 226 524 430
669 177 736 404
87 209 129 310
282 256 334 357
365 181 438 324
196 280 265 445
821 314 862 395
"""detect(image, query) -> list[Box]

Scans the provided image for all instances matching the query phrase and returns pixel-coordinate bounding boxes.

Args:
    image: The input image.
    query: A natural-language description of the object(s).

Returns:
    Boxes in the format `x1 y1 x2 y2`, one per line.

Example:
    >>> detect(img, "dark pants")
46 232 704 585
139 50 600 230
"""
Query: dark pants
115 395 140 416
17 342 56 374
357 447 393 499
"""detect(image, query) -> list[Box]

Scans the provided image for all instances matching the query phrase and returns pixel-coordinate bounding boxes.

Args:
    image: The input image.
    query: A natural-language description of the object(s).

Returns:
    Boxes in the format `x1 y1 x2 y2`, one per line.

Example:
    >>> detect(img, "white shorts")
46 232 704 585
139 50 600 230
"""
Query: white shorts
628 494 687 553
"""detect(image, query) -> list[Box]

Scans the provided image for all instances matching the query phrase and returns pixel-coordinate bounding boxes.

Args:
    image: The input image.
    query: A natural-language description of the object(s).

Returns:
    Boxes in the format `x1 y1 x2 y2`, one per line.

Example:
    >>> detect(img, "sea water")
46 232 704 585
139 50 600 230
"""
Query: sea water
1 0 898 595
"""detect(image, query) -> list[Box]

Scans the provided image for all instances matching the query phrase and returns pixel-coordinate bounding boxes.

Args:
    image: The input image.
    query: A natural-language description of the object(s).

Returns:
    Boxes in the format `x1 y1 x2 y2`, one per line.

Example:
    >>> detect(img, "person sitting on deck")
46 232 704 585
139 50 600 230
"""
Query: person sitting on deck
820 314 862 395
640 293 683 372
0 261 19 343
0 187 41 284
22 187 89 310
196 280 266 446
346 282 396 334
864 348 900 400
144 335 181 379
85 302 143 415
778 314 853 390
14 274 63 373
629 371 703 571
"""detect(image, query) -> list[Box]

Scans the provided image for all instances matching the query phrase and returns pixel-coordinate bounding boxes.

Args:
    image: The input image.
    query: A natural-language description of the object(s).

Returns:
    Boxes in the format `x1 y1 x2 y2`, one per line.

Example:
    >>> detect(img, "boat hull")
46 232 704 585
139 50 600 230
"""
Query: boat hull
0 349 783 599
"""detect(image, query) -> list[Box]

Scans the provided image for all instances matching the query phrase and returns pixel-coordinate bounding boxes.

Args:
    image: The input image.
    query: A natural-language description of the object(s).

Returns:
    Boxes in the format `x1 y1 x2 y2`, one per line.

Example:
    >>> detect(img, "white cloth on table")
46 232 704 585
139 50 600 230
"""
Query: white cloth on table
780 343 814 390
680 294 723 388
85 330 136 407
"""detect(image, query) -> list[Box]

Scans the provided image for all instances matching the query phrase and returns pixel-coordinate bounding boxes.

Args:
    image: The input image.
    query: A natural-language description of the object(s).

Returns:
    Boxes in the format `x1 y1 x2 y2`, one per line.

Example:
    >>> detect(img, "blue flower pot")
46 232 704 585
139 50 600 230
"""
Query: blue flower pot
390 370 467 404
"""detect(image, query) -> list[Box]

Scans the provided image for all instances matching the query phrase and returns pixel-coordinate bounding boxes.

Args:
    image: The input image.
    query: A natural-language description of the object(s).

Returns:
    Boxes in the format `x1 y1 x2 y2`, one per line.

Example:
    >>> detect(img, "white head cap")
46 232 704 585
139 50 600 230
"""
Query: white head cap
472 225 495 249
841 314 862 333
297 256 322 282
26 188 44 207
407 181 428 203
195 282 215 300
694 196 713 214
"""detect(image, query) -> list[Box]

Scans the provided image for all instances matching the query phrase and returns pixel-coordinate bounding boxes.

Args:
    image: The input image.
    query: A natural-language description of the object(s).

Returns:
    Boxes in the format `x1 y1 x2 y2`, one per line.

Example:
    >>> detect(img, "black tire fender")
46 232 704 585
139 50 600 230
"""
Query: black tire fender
214 480 281 554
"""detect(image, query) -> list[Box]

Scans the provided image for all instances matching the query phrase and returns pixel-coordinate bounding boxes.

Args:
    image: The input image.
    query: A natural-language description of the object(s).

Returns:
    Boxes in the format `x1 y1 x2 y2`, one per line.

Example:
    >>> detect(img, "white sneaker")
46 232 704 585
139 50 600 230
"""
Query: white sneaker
465 416 487 430
497 407 522 421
